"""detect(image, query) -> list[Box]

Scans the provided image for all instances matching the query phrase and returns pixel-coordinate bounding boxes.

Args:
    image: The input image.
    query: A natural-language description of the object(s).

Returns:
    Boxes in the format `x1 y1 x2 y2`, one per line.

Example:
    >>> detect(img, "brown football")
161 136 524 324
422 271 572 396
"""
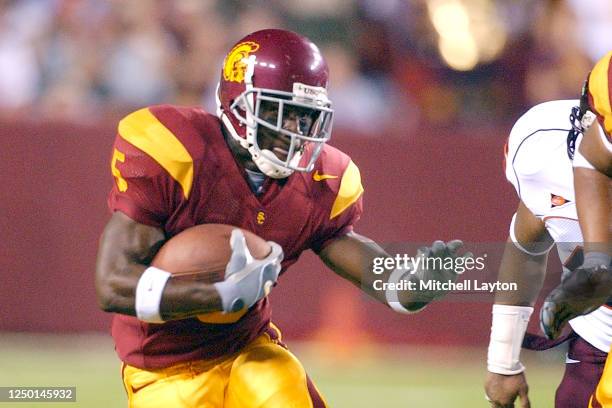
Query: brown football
152 224 271 323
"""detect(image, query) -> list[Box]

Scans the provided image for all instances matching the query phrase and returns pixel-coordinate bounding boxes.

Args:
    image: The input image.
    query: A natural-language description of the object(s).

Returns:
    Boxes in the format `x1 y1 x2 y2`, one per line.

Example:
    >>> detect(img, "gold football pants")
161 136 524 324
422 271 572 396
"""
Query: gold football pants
590 344 612 408
121 328 327 408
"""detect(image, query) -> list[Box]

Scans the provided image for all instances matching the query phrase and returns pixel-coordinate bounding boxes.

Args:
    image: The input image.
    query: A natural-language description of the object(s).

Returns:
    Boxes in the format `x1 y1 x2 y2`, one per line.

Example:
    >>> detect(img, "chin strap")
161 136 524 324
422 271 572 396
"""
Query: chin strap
251 148 298 179
219 109 295 179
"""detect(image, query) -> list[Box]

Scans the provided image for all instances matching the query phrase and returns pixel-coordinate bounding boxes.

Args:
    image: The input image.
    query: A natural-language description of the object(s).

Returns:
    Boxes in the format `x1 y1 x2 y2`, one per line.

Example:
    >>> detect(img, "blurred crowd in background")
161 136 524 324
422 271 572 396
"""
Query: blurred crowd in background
1 0 612 134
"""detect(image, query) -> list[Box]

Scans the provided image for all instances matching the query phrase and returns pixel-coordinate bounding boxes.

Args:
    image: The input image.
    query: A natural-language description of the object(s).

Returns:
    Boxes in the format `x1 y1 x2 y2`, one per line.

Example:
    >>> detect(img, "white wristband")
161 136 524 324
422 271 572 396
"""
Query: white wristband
487 304 533 375
135 266 172 323
509 214 552 256
385 267 423 314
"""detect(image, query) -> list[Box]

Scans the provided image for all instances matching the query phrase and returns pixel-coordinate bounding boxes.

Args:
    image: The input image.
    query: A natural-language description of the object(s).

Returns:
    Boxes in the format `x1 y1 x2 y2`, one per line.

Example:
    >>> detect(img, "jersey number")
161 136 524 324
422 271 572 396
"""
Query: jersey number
111 148 128 192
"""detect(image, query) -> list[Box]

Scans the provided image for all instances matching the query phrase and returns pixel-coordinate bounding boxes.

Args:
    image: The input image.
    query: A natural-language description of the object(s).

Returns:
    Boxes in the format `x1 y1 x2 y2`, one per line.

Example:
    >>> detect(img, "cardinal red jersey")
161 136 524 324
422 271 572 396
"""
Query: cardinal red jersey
107 105 363 369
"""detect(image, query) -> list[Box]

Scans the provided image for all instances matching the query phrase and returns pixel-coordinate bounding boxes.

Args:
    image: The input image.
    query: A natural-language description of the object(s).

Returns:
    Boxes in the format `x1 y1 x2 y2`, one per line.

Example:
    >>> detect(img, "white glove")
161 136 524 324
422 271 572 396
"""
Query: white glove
214 229 283 313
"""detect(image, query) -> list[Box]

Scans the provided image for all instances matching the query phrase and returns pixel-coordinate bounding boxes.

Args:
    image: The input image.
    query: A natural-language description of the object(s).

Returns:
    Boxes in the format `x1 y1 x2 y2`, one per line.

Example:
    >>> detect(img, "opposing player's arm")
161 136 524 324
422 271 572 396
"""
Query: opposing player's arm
95 211 223 320
485 201 553 408
494 201 553 306
577 124 612 176
574 167 610 253
574 124 611 253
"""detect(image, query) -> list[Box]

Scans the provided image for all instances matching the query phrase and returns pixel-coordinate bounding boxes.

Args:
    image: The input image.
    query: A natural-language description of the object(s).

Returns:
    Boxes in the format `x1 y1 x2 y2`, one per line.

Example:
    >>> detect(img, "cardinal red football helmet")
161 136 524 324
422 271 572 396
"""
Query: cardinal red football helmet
216 29 334 178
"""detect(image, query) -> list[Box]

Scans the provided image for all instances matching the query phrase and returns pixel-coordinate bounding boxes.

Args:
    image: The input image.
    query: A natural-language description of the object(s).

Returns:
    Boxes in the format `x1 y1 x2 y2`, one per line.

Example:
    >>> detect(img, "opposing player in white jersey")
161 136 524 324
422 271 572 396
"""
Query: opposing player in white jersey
484 99 612 408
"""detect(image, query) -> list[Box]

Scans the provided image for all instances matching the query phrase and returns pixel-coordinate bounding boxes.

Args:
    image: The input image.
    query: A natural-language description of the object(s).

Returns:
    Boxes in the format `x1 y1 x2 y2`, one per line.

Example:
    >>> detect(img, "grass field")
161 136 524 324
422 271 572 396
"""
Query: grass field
0 333 564 407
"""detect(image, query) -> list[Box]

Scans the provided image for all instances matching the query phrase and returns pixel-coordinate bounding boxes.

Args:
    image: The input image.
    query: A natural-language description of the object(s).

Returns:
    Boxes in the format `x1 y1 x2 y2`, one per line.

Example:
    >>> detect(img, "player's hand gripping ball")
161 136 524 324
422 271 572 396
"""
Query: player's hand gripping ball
152 224 282 324
215 229 283 313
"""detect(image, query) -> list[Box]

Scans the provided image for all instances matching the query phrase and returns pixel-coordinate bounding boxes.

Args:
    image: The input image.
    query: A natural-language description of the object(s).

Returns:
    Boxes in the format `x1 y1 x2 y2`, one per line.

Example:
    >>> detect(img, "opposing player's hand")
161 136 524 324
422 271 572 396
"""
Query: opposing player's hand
540 253 611 339
485 372 530 408
214 229 283 313
411 240 472 301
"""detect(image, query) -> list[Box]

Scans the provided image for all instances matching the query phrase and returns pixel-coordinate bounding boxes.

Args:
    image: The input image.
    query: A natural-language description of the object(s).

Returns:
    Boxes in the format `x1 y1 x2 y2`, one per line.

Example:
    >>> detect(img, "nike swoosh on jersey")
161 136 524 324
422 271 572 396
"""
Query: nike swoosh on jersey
131 380 156 393
313 170 338 181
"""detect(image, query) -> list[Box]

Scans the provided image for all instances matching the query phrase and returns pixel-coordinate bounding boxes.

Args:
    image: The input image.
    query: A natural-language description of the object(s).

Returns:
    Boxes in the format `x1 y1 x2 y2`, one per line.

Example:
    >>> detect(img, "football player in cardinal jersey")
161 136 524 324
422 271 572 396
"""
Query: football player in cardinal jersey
483 97 612 408
95 29 467 408
540 51 612 408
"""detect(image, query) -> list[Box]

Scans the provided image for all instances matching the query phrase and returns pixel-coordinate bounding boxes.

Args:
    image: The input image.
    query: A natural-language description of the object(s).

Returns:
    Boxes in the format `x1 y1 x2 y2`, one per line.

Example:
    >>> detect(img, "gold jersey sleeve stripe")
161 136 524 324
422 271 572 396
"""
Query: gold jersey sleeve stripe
589 51 612 135
330 160 364 220
118 108 194 199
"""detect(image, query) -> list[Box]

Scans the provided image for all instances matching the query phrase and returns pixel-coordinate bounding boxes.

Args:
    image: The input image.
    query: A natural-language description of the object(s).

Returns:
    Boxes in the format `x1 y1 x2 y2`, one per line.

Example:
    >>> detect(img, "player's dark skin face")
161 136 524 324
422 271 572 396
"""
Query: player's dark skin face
224 100 316 173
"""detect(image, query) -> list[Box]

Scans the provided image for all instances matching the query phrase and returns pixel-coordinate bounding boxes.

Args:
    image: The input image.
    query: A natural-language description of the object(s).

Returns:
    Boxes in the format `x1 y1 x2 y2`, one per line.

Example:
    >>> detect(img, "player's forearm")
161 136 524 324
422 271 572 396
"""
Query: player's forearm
159 278 223 320
96 260 224 317
318 232 391 303
493 241 548 306
574 167 611 254
497 203 553 306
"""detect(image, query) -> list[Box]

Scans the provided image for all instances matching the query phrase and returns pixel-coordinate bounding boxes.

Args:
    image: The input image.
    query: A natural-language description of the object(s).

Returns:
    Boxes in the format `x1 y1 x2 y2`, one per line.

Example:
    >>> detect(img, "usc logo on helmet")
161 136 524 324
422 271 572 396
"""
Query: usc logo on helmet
223 41 260 83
